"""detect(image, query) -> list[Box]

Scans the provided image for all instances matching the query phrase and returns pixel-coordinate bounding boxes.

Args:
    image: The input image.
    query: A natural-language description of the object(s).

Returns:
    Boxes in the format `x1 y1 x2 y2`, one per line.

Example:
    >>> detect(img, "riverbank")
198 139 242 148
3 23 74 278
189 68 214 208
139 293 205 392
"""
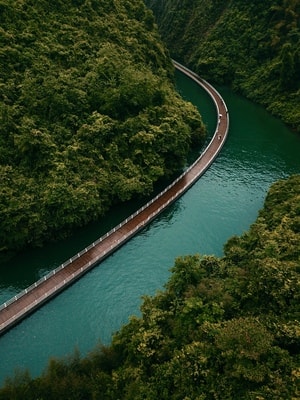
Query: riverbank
0 63 229 336
0 70 299 385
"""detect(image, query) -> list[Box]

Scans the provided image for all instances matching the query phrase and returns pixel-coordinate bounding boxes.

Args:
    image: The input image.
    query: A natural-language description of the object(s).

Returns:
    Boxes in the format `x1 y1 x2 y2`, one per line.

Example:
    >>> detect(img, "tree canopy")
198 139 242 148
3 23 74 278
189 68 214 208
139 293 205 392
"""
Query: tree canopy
1 174 299 399
0 0 206 260
146 0 300 132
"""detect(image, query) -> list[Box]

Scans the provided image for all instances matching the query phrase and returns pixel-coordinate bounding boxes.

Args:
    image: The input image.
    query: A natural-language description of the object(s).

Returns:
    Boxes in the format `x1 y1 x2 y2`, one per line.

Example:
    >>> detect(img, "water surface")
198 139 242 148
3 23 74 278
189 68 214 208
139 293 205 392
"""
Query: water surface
0 71 299 383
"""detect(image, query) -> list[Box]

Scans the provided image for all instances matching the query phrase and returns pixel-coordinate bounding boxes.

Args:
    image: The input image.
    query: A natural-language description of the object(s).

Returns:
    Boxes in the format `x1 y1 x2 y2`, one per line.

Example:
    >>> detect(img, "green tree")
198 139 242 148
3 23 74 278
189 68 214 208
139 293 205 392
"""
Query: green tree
0 0 206 258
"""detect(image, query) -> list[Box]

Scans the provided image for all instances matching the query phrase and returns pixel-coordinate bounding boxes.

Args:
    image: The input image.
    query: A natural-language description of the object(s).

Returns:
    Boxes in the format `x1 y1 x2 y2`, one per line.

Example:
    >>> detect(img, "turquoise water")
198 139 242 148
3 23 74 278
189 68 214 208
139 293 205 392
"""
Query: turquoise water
0 71 299 384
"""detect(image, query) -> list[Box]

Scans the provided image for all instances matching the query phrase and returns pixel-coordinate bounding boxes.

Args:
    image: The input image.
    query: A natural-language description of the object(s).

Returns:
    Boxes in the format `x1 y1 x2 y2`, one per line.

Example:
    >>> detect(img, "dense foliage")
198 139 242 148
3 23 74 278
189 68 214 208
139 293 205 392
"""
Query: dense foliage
146 0 300 132
0 0 206 260
1 174 299 399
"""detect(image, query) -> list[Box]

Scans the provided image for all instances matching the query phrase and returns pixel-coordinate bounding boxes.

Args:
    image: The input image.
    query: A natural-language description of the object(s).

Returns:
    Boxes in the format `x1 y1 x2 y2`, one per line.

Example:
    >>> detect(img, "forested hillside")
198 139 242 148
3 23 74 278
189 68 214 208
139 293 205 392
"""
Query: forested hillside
0 0 206 260
1 2 299 398
1 174 299 399
146 0 300 132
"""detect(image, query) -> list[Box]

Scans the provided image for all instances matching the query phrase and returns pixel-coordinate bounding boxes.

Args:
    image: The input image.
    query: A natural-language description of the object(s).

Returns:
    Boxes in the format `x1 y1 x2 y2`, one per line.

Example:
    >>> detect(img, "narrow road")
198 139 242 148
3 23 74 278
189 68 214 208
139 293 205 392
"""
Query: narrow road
0 62 229 336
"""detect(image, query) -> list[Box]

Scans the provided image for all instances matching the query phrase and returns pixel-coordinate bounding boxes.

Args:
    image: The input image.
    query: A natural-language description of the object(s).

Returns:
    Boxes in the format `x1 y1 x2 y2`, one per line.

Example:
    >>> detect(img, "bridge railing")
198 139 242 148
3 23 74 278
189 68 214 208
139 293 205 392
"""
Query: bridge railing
0 62 229 313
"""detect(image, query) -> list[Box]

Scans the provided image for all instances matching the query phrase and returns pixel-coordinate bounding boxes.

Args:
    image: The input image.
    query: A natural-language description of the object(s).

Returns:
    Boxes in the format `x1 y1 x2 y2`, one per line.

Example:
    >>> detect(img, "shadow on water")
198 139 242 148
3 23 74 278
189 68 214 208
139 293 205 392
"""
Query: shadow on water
0 70 217 299
0 70 299 385
0 180 170 294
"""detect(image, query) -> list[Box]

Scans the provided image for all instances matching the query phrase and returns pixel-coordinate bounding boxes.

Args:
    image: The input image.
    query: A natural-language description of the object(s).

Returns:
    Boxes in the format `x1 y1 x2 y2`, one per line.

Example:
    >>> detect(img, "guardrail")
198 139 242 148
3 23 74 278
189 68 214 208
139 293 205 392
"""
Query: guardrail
0 61 229 320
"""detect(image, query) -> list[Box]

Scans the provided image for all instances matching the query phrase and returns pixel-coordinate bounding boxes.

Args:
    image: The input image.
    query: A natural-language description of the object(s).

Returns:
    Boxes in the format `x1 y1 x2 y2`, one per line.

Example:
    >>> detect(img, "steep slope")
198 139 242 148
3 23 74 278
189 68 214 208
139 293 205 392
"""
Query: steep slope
1 174 299 399
146 0 300 132
0 0 206 259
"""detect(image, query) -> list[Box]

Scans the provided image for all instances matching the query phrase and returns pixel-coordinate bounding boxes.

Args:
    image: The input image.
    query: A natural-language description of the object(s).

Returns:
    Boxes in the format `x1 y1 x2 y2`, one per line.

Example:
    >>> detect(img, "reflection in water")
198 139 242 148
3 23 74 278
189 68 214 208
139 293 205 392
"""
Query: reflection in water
0 74 299 384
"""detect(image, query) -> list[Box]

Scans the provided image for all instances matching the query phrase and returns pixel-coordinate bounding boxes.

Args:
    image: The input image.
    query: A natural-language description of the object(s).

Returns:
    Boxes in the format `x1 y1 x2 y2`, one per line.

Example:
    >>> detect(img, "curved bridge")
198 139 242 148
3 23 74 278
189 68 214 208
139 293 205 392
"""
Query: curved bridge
0 62 229 336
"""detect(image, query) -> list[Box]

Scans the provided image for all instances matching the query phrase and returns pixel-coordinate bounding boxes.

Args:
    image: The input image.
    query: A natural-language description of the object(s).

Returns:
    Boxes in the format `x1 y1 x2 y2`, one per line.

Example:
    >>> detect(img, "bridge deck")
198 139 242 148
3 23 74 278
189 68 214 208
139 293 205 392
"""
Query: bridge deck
0 62 229 336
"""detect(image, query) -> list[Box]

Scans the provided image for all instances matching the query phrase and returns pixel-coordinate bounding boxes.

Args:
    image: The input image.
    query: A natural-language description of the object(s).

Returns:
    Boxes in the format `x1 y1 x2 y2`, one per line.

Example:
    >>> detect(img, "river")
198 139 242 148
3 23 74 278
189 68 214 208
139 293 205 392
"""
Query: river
0 70 299 384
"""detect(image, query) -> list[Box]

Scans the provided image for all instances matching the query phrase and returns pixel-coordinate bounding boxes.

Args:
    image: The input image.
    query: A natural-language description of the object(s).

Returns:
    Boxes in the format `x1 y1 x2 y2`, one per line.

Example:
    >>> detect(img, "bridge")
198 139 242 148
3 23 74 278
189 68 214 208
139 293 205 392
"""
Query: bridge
0 61 229 336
